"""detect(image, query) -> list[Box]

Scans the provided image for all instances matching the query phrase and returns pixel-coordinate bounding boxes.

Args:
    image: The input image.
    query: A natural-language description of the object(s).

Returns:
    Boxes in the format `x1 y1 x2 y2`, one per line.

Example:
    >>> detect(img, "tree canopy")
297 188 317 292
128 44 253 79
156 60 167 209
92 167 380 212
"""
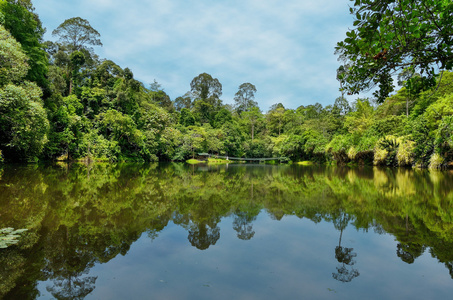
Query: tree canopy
336 0 453 103
52 17 102 51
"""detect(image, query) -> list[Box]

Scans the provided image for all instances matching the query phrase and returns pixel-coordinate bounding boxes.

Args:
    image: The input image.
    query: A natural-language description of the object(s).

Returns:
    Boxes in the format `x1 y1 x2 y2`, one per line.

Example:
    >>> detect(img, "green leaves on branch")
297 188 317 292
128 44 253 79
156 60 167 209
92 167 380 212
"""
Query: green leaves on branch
0 25 29 86
336 0 453 103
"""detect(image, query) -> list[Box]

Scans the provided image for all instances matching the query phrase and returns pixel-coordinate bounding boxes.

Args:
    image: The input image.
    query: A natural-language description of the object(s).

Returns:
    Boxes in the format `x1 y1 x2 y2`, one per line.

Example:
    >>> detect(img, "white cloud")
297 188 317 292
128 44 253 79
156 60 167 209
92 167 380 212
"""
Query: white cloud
34 0 355 110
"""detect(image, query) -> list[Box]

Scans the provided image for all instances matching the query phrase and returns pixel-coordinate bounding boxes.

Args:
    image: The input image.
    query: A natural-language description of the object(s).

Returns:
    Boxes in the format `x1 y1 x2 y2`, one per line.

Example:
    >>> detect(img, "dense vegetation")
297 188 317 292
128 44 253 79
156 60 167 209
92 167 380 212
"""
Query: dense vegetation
1 0 452 168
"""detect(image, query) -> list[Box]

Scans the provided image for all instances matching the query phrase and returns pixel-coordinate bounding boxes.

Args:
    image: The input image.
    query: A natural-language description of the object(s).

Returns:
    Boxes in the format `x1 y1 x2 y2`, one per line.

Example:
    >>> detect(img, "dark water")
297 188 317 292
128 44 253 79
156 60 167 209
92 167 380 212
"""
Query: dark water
1 163 453 299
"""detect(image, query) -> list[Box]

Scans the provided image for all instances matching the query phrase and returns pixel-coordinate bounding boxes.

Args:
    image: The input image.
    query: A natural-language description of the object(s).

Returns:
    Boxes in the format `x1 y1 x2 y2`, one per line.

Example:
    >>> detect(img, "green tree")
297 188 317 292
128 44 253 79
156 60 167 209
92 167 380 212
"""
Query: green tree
242 107 263 141
344 98 374 135
0 25 49 161
234 82 257 115
52 17 102 52
190 73 223 124
190 72 222 101
267 103 286 136
0 82 49 161
179 108 196 127
336 0 453 102
174 94 192 111
0 0 48 89
0 24 28 86
213 107 233 128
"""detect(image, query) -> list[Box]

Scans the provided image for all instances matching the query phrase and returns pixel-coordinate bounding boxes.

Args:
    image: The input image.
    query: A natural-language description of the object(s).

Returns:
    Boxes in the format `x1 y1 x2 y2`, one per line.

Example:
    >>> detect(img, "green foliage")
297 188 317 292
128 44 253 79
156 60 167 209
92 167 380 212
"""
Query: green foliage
0 24 29 86
179 108 196 127
0 82 49 161
407 116 434 167
0 1 48 89
213 107 232 128
2 5 453 166
336 0 453 102
374 136 400 166
423 94 453 131
234 82 257 115
429 153 445 170
267 103 286 136
344 98 374 134
396 138 415 167
52 17 102 51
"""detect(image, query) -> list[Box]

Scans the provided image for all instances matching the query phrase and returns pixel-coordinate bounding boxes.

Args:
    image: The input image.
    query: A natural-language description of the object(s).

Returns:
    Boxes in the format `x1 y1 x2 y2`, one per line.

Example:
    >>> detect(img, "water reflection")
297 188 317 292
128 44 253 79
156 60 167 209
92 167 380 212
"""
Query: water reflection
0 163 453 298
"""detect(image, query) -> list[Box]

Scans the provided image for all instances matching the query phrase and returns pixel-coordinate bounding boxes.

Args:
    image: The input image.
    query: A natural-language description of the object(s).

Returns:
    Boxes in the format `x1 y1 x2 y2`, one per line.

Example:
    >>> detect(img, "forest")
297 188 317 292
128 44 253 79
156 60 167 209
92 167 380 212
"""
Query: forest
1 0 453 168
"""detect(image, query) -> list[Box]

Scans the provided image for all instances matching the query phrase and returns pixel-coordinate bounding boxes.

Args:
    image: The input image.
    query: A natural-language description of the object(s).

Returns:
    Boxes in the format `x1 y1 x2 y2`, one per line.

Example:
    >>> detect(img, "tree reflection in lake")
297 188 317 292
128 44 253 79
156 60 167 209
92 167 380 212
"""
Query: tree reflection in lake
1 163 453 299
330 210 359 283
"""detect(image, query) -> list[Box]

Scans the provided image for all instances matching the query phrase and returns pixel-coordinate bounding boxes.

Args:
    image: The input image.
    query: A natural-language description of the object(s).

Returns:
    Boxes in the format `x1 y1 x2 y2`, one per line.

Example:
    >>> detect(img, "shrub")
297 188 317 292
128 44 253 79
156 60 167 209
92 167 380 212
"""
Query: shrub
396 139 416 167
429 153 445 170
374 135 399 166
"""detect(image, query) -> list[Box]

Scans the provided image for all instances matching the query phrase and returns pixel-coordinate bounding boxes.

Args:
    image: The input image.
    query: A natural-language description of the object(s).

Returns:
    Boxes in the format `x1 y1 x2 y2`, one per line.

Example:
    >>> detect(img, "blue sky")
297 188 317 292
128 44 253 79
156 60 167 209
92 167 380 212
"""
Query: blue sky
33 0 356 111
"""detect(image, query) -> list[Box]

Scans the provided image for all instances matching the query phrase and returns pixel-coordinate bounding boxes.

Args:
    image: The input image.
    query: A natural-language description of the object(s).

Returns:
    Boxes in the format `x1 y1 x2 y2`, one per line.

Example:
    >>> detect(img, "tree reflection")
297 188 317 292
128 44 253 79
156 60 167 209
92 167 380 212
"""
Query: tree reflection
396 242 426 264
331 210 360 283
3 163 453 296
233 210 257 240
333 246 360 283
46 275 97 300
188 222 220 250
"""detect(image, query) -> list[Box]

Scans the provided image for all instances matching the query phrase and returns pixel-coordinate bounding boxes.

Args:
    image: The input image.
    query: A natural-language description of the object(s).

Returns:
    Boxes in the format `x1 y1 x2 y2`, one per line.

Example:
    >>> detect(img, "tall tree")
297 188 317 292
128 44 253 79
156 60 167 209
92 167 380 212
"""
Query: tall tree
174 93 192 111
234 82 258 115
267 103 286 136
190 72 222 101
0 0 48 89
0 25 49 161
52 17 103 52
242 107 263 141
190 73 223 123
336 0 453 103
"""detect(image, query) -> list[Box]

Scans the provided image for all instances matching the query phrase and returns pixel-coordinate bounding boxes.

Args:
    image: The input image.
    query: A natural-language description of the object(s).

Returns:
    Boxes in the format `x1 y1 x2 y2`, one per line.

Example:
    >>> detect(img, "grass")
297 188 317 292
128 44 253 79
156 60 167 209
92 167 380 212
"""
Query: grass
186 159 203 164
296 161 315 165
186 157 246 164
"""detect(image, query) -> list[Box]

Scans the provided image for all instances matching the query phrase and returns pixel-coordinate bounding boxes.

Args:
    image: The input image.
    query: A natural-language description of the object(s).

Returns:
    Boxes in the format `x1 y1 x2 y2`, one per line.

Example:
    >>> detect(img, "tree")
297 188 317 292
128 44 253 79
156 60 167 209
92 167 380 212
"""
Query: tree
0 25 49 161
0 0 48 89
179 108 196 127
242 107 263 141
344 98 374 134
174 93 192 111
333 96 351 116
189 73 223 124
336 0 453 103
52 17 102 52
234 82 257 115
213 107 232 128
0 24 29 86
267 103 286 136
0 82 49 162
69 50 85 95
190 72 222 101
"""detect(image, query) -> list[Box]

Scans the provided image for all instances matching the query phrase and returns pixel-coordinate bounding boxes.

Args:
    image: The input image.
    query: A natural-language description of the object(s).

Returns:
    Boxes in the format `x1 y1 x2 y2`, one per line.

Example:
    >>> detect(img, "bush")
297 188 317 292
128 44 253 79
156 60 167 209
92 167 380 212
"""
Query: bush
396 138 416 167
429 153 445 170
374 135 399 166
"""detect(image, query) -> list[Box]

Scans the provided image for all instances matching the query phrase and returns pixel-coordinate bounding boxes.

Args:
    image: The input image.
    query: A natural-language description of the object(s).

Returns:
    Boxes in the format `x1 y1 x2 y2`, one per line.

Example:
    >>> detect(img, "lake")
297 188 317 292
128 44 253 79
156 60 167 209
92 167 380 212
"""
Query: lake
1 163 453 299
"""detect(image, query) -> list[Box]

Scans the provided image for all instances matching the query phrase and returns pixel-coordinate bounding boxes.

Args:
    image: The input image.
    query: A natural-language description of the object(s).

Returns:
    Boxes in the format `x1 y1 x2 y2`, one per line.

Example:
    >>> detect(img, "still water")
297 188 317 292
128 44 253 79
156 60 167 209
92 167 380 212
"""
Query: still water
1 163 453 299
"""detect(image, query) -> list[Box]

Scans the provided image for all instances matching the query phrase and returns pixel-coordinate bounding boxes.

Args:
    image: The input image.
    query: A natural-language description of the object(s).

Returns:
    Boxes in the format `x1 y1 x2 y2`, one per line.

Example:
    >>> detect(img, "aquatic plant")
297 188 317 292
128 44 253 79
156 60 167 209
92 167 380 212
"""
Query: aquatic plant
0 228 28 248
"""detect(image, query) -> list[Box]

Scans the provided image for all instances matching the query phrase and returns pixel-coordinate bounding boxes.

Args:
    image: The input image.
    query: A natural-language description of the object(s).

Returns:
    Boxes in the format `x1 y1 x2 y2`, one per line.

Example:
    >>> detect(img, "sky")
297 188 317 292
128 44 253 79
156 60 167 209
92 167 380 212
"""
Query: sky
33 0 356 111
